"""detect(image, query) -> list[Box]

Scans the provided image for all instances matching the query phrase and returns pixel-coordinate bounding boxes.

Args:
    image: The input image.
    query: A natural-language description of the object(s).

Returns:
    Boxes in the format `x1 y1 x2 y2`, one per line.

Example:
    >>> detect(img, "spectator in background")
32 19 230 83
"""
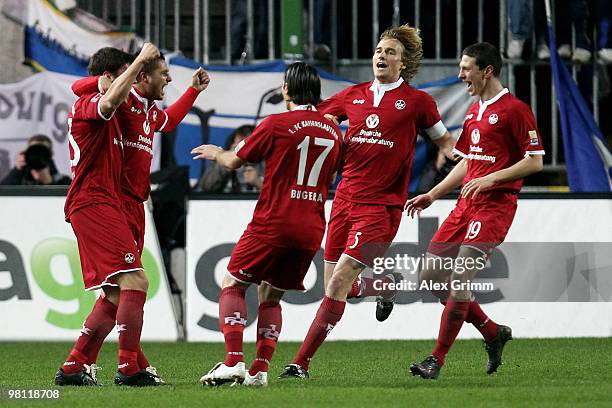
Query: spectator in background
507 0 550 60
556 0 592 63
594 0 612 63
198 125 262 192
0 134 69 185
231 0 268 63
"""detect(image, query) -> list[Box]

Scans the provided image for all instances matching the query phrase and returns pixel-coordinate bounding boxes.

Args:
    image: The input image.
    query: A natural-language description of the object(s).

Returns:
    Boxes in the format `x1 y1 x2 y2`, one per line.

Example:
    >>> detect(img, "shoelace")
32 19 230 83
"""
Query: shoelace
85 364 100 382
146 366 164 383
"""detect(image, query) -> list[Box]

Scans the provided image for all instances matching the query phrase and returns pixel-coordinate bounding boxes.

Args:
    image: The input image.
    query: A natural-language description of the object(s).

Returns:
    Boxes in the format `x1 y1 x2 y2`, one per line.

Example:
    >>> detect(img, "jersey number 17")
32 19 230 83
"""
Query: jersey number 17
296 136 334 187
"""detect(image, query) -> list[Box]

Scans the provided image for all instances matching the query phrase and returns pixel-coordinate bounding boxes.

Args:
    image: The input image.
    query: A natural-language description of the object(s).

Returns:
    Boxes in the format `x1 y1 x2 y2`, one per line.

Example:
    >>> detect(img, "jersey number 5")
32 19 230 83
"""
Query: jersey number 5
296 136 334 187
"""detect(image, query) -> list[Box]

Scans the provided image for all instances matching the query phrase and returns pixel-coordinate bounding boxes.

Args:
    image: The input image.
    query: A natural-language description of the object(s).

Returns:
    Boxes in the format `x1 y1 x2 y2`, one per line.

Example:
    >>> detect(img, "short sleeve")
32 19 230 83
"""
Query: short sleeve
514 103 545 155
317 87 349 121
74 93 113 121
453 124 470 158
155 108 169 132
234 116 275 163
419 93 445 139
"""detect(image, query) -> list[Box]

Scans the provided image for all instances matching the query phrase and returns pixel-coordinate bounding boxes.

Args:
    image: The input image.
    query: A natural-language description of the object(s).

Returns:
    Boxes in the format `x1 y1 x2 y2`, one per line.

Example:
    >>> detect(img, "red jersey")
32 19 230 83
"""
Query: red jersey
453 88 545 192
64 93 124 220
318 78 445 207
117 88 169 202
235 107 342 250
71 77 199 202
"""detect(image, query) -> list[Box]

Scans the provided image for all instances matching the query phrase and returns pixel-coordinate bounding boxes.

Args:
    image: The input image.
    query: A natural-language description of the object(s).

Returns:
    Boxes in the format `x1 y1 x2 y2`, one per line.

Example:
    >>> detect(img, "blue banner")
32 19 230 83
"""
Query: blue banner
548 23 612 191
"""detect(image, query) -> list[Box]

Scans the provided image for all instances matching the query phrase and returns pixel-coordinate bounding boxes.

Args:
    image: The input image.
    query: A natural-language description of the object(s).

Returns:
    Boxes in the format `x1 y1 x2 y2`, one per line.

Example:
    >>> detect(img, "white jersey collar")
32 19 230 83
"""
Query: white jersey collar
369 77 404 108
293 104 317 111
477 87 509 120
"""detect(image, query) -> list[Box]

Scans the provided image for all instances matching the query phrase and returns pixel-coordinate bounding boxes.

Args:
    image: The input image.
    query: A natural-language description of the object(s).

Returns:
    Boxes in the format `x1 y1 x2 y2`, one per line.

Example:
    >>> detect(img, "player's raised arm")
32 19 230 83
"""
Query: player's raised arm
161 68 210 132
99 43 160 118
191 144 244 169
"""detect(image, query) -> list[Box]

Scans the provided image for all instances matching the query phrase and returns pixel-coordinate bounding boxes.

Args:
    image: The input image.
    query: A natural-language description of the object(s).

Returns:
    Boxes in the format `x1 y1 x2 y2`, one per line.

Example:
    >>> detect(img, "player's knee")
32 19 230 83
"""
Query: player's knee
258 282 283 303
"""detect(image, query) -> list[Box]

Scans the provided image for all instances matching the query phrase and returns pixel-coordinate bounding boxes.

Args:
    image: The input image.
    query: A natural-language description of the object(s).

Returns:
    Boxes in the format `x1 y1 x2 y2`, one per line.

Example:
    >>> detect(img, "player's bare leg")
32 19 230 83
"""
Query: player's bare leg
201 274 249 386
241 282 285 387
112 270 160 386
280 254 363 379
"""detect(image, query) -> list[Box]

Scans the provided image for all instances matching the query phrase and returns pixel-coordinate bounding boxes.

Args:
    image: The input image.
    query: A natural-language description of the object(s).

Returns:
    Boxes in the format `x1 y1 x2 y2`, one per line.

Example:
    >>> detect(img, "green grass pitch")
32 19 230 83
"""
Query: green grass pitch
1 339 611 407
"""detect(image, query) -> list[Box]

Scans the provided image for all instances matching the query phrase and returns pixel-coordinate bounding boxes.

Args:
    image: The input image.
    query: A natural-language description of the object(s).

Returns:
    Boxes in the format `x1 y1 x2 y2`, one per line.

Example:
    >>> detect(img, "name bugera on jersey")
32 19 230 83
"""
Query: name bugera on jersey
289 118 339 203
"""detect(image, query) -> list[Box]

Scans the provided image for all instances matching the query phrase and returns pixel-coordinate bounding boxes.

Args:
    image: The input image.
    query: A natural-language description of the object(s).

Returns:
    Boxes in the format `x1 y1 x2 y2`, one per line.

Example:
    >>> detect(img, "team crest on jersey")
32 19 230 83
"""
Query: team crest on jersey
353 99 365 104
395 99 406 110
131 106 142 114
366 114 380 129
488 114 498 125
471 128 480 144
143 120 151 135
124 253 135 264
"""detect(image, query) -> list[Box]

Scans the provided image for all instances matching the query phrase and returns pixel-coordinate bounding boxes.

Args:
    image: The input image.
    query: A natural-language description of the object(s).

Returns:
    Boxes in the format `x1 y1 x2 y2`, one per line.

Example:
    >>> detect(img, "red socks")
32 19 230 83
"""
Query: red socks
63 296 119 374
346 277 363 298
249 301 282 375
117 290 147 375
219 287 247 367
293 296 346 370
465 301 499 342
346 276 395 298
432 298 470 367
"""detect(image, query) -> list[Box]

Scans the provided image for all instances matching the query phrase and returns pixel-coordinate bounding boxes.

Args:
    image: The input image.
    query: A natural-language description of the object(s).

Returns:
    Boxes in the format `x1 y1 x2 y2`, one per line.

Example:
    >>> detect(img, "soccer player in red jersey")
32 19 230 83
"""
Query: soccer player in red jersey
279 24 455 380
56 44 164 387
191 62 341 387
406 42 544 379
72 55 210 253
68 54 209 383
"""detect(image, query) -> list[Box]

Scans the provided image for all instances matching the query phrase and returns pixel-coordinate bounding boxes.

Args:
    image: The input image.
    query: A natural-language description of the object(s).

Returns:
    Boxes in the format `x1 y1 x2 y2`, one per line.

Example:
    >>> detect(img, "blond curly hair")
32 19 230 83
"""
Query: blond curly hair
379 24 423 82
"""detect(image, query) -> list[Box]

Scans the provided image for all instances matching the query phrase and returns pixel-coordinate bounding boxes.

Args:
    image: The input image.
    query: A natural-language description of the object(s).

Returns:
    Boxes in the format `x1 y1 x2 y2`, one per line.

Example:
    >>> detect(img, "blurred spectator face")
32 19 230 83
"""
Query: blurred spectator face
230 134 247 150
25 144 53 184
372 38 406 83
30 167 53 185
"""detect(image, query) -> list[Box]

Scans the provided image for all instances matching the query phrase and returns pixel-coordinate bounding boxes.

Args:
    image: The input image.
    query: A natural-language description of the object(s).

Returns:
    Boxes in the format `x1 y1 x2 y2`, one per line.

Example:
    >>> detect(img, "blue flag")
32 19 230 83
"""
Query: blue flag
547 22 612 192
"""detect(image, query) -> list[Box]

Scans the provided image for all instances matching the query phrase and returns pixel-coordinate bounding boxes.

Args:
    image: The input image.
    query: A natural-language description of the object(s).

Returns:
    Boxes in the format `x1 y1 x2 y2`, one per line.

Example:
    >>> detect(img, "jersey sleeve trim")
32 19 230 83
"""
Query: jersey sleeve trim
425 120 447 140
158 111 169 132
525 150 546 155
453 147 469 158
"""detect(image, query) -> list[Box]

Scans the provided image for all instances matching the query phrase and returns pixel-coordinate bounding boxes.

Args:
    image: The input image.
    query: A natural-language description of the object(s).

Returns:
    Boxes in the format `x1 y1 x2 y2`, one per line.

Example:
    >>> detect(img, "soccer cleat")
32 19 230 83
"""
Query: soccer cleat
114 369 161 386
200 362 246 386
145 366 165 384
54 364 99 386
410 355 440 379
243 371 268 387
375 272 403 322
278 364 309 379
484 324 513 374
